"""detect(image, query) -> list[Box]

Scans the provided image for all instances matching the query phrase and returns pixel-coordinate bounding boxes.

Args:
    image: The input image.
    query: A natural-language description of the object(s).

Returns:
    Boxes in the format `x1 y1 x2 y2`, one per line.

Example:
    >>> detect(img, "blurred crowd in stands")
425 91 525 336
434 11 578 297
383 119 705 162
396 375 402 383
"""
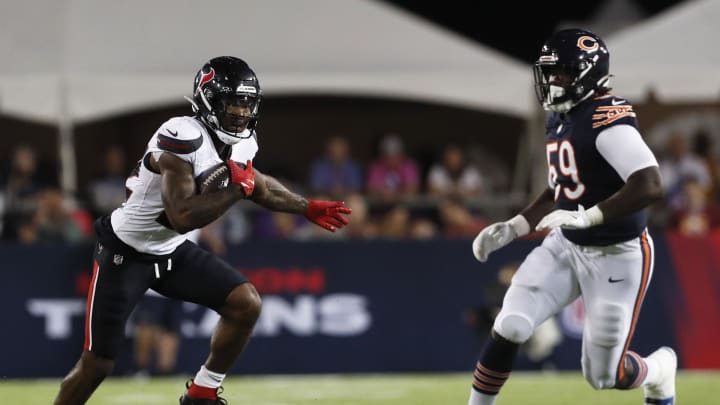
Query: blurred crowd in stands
2 126 719 248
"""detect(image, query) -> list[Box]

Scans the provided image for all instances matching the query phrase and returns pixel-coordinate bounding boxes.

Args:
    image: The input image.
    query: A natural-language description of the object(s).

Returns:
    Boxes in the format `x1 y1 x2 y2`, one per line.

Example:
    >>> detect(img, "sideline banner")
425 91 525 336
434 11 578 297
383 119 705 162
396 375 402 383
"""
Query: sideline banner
0 236 685 378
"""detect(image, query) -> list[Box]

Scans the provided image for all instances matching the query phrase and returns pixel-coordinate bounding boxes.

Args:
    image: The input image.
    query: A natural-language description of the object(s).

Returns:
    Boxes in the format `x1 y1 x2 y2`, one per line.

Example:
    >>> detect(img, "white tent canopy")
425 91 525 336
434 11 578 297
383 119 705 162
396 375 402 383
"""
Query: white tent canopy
606 0 720 103
0 0 534 124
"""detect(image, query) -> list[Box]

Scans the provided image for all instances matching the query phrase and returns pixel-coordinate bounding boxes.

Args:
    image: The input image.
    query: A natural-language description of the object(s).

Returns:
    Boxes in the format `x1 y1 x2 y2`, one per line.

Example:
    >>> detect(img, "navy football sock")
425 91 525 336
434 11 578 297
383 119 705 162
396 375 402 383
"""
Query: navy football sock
471 330 519 395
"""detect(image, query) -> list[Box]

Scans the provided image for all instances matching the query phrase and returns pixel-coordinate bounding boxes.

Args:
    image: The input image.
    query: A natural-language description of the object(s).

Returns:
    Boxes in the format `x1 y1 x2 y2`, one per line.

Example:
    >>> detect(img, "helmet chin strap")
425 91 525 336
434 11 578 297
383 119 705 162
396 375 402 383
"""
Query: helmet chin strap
198 110 248 145
213 125 253 146
194 110 246 145
214 129 243 145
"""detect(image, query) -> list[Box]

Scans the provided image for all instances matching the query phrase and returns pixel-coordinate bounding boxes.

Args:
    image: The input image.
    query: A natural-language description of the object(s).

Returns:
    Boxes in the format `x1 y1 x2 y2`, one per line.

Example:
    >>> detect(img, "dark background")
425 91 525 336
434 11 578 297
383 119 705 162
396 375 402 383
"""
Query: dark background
381 0 687 63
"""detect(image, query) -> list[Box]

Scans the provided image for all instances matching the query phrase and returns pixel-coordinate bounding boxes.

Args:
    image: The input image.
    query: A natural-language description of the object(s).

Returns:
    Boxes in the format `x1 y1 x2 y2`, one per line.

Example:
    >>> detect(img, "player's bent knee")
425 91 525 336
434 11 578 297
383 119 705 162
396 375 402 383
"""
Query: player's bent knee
588 302 626 347
222 283 262 324
494 312 534 344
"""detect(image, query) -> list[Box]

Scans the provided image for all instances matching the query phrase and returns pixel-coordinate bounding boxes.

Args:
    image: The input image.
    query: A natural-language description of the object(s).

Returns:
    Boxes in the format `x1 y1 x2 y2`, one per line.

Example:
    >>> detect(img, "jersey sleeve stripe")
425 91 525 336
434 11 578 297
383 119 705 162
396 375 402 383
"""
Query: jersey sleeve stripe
157 134 203 154
592 105 637 129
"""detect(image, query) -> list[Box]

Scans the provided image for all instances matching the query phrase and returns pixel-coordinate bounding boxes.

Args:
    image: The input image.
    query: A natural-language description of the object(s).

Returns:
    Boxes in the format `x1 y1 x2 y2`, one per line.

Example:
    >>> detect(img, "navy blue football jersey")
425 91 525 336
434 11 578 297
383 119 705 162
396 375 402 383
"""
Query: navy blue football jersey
545 95 646 246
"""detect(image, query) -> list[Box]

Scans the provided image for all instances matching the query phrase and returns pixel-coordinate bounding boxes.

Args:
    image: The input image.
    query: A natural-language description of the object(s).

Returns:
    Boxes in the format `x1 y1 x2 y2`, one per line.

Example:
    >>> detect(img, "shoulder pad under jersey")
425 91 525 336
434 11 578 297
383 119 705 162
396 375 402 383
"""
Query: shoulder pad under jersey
156 117 204 154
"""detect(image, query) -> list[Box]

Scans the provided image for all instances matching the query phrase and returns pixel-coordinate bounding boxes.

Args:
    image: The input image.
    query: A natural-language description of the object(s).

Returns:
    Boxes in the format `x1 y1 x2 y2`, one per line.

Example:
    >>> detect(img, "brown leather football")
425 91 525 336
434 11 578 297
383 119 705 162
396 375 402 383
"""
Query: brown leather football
195 162 230 194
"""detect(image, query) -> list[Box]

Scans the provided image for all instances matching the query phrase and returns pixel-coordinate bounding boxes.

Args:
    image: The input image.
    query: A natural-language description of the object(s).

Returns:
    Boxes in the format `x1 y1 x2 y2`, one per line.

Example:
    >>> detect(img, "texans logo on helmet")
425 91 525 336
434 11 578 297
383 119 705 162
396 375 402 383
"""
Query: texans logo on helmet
197 68 215 92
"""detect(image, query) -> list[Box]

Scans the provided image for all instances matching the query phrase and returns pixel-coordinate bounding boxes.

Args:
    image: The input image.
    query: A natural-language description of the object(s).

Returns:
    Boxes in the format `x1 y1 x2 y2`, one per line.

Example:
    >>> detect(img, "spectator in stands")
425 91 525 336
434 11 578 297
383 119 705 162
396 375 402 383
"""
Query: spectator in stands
408 218 438 240
669 176 720 235
308 135 363 198
377 205 412 238
87 144 128 217
659 131 711 210
366 133 420 202
427 144 484 199
375 204 437 239
691 128 720 200
20 188 89 244
1 144 44 240
336 193 379 239
437 196 488 238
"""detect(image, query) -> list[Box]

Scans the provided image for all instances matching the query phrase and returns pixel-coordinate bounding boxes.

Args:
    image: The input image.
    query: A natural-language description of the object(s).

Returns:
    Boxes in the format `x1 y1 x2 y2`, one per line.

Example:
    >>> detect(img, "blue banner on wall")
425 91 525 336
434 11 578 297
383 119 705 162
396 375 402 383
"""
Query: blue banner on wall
0 236 679 378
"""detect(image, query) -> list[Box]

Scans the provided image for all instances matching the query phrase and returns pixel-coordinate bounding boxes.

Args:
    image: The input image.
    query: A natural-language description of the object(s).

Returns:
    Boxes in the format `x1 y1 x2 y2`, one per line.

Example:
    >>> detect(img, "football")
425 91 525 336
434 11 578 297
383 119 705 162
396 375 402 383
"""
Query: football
195 162 230 194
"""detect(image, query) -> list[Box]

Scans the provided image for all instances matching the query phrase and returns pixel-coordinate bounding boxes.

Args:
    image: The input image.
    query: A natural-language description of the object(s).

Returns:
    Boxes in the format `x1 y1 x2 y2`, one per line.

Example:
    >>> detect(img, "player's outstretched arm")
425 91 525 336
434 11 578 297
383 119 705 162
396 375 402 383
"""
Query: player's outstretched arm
250 170 309 214
155 152 245 233
251 170 352 232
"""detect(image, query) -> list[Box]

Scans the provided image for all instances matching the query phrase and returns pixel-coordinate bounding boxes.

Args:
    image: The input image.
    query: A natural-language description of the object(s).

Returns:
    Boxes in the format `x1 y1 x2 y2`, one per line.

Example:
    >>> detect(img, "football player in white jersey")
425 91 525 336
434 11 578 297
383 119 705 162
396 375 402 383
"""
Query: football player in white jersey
467 30 677 405
53 56 351 405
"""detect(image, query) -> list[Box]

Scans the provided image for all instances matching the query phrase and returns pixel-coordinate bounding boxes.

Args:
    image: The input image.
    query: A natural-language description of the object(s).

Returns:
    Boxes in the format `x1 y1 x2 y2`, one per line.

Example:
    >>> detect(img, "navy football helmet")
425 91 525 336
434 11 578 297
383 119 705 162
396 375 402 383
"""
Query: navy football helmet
188 56 262 145
533 29 610 113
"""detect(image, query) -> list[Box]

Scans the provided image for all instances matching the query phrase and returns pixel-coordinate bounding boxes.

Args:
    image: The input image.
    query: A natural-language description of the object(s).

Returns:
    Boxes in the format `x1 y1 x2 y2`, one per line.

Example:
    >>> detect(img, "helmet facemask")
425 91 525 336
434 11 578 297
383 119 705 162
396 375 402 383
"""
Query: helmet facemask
195 87 260 145
534 59 599 113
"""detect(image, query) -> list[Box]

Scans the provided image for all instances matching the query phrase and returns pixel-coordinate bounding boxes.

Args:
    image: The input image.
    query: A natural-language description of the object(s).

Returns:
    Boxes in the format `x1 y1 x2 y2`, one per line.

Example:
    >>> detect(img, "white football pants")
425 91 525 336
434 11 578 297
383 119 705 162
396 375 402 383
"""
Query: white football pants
493 228 654 388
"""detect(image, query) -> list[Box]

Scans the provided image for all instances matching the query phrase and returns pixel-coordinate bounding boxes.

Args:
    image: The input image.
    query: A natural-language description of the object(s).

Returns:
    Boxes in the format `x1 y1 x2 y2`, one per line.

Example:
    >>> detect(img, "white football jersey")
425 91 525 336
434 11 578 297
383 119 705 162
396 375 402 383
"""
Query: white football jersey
110 116 258 255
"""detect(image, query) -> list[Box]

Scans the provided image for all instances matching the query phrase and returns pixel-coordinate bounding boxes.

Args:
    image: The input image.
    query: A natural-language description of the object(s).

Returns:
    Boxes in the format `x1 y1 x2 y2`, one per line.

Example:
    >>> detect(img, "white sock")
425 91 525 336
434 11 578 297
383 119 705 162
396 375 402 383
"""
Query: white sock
642 356 662 386
193 365 226 389
469 388 498 405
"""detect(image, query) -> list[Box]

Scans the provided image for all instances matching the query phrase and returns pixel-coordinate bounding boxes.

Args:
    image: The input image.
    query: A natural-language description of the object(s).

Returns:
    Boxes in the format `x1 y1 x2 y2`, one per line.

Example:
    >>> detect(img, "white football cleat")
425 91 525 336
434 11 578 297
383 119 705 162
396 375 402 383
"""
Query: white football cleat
644 346 677 405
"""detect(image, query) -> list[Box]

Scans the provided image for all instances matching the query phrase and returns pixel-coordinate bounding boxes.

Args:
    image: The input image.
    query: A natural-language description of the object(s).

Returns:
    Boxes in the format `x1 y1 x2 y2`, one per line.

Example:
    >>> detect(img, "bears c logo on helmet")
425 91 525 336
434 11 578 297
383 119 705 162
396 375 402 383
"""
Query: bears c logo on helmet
577 36 599 52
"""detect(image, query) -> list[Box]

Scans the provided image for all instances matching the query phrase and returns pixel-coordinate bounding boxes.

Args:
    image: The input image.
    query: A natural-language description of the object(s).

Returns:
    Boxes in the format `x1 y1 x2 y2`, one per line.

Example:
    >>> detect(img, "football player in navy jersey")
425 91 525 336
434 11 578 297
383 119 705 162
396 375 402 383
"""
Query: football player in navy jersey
468 29 676 405
53 56 351 405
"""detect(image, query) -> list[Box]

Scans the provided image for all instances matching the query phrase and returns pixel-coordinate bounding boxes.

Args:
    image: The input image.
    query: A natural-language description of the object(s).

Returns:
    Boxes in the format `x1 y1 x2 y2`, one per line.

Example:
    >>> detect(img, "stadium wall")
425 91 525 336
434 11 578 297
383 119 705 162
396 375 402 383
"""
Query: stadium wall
1 233 715 378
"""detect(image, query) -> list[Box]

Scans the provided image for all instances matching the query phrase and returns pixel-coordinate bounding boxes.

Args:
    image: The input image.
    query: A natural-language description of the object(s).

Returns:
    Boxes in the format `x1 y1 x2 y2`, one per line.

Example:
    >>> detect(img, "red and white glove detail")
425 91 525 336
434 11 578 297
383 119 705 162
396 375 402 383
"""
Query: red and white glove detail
304 200 352 232
226 159 255 197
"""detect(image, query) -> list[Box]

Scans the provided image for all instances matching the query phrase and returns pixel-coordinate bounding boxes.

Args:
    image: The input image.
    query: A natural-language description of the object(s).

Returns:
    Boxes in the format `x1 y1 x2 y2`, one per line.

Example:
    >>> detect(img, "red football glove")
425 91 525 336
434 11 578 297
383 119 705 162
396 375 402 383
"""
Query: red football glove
226 159 255 197
304 200 352 232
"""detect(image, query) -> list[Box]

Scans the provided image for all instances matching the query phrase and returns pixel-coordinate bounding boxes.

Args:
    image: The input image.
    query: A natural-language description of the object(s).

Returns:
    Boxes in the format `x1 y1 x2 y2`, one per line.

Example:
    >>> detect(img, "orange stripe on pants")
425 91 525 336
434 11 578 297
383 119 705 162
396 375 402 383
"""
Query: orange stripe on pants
616 231 652 382
83 260 100 351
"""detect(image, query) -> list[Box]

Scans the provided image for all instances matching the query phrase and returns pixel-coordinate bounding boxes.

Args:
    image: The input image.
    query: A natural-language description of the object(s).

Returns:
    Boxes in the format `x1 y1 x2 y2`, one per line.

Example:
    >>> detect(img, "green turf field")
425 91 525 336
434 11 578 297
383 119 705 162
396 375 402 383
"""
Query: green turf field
1 371 716 404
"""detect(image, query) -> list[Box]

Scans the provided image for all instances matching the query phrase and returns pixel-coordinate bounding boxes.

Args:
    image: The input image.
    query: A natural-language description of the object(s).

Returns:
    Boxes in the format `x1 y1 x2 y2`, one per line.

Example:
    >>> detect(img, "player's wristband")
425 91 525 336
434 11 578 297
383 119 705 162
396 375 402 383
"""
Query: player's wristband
585 205 604 226
508 214 530 237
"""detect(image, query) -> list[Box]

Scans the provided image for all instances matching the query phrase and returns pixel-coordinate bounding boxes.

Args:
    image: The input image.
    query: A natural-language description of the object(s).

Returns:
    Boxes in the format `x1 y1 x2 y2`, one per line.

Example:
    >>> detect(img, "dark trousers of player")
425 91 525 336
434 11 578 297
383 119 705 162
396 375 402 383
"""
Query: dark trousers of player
84 217 248 360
